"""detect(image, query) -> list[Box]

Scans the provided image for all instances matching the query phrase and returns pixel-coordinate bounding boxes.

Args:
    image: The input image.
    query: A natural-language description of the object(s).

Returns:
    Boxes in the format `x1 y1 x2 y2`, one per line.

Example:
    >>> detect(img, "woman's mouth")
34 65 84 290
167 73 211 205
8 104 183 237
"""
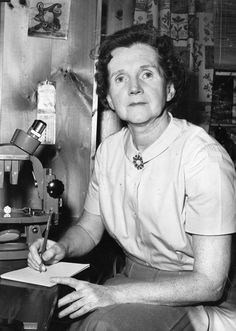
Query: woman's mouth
129 102 146 106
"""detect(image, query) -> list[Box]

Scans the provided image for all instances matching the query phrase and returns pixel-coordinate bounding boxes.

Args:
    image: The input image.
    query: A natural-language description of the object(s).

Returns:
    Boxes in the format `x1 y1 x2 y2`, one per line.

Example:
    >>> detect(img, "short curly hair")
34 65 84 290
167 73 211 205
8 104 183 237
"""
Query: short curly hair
95 24 186 111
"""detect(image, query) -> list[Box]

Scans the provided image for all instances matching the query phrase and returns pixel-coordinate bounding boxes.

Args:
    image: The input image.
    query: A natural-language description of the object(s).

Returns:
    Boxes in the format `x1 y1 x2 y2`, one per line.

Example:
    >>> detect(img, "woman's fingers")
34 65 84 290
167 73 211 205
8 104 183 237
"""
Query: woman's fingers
51 277 117 319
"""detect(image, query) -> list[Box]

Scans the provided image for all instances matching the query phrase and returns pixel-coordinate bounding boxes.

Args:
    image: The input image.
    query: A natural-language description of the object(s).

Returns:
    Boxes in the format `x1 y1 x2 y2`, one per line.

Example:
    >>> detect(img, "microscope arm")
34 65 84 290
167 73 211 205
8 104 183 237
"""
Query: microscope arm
29 155 44 200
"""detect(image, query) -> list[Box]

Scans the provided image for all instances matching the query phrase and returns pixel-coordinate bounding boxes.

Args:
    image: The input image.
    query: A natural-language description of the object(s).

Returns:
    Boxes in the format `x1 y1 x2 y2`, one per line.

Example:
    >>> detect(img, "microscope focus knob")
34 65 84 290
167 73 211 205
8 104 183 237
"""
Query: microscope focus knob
47 179 64 198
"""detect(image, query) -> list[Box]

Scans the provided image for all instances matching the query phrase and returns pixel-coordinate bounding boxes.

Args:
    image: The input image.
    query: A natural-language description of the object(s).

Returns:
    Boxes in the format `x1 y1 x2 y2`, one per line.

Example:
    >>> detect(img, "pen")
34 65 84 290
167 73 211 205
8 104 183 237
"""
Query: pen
39 208 53 272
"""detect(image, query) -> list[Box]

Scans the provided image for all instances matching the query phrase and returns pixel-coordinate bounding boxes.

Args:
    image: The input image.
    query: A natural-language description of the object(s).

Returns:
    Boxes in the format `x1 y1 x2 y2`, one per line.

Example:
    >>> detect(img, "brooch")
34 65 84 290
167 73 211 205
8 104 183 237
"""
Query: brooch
133 154 144 170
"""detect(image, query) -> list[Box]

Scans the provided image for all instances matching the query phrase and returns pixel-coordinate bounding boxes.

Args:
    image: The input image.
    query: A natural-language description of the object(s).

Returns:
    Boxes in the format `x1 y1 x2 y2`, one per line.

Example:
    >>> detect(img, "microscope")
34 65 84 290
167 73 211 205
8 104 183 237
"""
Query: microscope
0 120 64 260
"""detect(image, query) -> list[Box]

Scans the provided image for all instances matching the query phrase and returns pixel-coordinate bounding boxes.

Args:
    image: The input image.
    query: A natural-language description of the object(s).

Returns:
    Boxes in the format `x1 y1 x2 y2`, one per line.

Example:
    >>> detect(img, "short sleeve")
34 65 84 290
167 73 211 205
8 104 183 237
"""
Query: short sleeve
185 140 236 235
84 144 102 216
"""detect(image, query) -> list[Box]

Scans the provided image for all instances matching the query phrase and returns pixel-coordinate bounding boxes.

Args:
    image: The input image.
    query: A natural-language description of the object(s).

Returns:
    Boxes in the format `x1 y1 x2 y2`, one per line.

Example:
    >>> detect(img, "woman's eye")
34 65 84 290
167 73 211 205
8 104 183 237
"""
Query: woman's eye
142 71 153 79
115 75 125 83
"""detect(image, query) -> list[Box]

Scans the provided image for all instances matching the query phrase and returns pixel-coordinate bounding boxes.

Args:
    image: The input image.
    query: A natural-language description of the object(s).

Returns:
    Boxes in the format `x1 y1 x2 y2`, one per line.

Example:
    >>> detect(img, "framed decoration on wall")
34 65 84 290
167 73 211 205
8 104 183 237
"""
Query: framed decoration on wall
28 0 71 40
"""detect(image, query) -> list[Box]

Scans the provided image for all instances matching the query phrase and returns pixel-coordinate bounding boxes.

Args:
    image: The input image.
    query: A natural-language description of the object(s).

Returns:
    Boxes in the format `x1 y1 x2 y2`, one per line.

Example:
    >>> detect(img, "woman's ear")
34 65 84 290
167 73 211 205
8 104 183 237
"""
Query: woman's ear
106 94 114 110
166 83 176 102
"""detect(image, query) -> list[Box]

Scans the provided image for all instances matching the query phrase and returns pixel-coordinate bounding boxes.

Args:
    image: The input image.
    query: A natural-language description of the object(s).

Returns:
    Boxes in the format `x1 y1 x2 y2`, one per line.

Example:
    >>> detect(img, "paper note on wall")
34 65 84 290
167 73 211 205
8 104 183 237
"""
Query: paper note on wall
37 80 56 144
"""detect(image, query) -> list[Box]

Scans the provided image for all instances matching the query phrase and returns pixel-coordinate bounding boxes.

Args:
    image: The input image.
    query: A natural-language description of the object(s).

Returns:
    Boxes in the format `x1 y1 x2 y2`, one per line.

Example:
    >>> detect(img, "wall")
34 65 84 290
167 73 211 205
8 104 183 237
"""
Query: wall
0 0 101 223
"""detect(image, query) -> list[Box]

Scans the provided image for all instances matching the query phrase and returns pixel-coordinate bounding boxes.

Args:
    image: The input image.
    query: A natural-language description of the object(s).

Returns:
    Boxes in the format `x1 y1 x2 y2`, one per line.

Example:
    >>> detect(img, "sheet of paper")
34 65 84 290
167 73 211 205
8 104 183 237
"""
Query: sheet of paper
0 262 89 287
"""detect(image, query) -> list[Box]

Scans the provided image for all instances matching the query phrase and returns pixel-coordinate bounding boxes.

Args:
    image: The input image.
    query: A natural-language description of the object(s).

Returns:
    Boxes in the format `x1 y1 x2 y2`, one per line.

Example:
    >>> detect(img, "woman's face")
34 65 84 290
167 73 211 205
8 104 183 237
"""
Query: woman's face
106 43 175 126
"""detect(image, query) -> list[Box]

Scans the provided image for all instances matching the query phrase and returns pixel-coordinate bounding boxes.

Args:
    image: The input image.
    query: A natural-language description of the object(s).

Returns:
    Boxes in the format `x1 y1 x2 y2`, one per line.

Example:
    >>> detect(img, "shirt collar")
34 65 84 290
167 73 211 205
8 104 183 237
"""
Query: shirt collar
124 113 182 164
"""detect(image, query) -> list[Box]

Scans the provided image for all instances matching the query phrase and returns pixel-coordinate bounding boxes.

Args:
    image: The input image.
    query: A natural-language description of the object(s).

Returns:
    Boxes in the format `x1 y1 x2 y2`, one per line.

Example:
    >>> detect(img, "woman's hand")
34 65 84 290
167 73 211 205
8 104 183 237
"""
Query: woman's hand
51 277 119 319
27 238 66 272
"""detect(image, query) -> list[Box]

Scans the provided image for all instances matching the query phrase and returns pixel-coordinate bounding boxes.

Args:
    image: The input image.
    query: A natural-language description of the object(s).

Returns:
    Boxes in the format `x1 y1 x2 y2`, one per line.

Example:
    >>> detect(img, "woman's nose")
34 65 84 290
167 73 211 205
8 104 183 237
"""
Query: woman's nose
128 79 143 95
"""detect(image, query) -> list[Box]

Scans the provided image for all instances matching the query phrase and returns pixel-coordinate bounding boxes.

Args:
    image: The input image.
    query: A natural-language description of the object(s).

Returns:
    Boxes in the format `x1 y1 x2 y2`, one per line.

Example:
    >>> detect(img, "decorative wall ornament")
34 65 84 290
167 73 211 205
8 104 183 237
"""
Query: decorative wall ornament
28 0 71 39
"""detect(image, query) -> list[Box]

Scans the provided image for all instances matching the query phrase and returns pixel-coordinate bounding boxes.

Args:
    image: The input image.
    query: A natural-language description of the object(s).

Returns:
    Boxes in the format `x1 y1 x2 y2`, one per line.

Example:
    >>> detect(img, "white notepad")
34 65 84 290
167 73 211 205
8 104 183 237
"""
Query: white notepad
0 262 89 287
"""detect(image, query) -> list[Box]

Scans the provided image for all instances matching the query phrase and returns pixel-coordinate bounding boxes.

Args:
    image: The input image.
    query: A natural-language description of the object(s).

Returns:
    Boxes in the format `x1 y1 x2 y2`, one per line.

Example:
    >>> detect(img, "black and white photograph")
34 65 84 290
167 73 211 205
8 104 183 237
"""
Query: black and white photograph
0 1 235 330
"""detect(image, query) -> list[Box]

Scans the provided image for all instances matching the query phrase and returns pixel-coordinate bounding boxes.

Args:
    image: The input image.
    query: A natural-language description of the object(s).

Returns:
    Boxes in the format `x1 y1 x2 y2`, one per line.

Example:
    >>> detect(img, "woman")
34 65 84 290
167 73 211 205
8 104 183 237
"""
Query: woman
28 24 236 330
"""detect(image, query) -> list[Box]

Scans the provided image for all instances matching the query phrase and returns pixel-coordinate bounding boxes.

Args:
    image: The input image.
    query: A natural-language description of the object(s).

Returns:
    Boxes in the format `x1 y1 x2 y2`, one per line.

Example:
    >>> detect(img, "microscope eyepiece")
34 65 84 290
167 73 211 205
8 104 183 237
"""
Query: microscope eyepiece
10 120 47 154
27 120 46 140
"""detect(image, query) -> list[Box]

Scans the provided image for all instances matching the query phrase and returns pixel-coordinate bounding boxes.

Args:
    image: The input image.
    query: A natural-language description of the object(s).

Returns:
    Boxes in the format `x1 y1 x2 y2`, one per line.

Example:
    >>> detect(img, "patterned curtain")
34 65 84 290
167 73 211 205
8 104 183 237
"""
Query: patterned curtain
134 0 214 130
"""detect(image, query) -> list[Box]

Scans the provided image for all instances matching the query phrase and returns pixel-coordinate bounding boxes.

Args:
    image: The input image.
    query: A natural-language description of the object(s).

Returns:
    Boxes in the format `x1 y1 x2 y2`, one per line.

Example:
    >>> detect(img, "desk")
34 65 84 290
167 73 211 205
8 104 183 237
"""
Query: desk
0 260 58 331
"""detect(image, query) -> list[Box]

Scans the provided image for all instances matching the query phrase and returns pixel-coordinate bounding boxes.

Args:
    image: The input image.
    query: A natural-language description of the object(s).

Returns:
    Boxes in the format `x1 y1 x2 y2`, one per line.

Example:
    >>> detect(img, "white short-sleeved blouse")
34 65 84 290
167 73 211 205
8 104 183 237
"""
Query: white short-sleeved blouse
84 114 236 271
